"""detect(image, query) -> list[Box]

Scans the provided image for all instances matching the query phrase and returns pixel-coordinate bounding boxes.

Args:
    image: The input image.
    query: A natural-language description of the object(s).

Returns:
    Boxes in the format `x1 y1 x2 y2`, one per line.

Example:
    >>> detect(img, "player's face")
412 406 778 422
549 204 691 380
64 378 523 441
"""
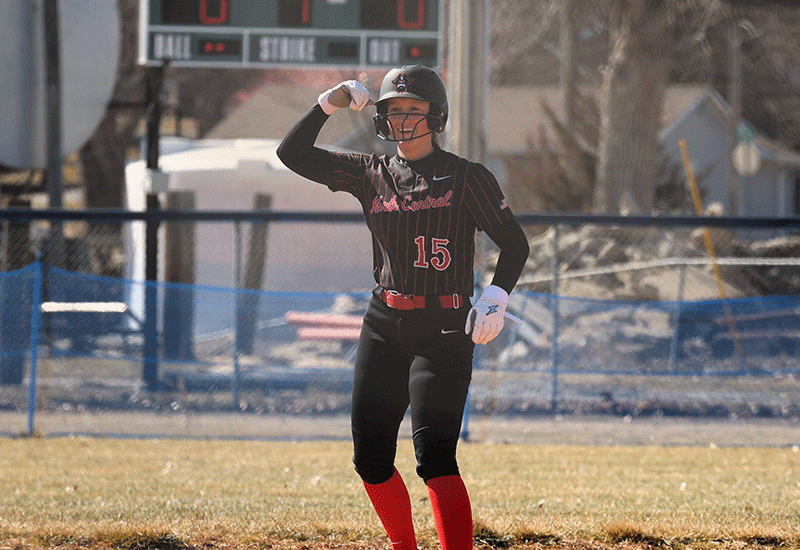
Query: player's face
386 98 432 143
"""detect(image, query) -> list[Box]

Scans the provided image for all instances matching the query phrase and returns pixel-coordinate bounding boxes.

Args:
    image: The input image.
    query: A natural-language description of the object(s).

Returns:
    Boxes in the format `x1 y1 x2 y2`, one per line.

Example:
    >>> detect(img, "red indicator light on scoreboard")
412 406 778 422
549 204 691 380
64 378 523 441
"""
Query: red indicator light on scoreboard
197 38 241 56
405 43 435 59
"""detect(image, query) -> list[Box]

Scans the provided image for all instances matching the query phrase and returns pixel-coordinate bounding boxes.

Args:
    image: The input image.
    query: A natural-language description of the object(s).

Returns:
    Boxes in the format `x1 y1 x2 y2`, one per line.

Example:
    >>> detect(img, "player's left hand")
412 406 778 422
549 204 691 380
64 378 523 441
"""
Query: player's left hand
465 285 508 345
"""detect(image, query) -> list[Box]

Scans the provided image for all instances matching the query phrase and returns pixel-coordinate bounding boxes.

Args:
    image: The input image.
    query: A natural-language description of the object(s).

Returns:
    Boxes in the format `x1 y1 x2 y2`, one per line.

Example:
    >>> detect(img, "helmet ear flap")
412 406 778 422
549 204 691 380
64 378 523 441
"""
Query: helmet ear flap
373 113 392 140
373 102 390 140
426 116 443 133
427 104 445 133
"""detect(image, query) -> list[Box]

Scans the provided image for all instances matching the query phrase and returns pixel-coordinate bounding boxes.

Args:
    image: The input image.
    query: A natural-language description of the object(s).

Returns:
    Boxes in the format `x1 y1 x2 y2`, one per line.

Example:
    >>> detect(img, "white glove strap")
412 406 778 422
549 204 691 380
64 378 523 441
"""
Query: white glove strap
318 92 339 115
480 285 508 305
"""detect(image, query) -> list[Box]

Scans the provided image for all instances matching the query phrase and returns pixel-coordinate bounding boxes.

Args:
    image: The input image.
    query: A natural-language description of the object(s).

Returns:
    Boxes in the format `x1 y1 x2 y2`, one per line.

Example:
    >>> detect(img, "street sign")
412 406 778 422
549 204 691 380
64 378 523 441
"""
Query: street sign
732 142 761 176
138 0 441 69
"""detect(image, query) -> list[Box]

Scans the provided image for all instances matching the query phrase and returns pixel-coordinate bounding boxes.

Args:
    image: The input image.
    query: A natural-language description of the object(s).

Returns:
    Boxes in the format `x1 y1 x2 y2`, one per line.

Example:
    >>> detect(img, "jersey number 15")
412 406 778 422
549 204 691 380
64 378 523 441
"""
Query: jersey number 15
413 236 451 271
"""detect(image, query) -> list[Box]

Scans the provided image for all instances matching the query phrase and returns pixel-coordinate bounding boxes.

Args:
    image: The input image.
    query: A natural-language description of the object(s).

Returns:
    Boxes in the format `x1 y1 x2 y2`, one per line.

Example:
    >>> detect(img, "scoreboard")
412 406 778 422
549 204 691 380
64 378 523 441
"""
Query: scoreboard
139 0 441 69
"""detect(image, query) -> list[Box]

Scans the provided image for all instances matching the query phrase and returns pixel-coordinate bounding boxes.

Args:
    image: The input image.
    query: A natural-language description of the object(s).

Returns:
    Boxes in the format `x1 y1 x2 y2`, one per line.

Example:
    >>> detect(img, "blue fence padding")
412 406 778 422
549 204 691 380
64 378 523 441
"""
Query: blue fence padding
3 259 800 440
676 295 800 358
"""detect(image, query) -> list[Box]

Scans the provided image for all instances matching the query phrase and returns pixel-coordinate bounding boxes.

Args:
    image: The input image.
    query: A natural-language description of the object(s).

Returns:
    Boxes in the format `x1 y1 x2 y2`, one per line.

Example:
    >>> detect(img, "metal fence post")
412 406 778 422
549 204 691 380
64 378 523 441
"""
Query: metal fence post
232 220 242 411
668 263 687 373
460 389 471 442
27 258 43 436
549 225 560 412
143 194 160 391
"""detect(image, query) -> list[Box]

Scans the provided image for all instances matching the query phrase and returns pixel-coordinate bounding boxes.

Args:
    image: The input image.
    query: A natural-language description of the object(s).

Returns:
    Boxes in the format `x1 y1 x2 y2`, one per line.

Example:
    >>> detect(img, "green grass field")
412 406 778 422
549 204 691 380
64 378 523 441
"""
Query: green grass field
0 438 798 550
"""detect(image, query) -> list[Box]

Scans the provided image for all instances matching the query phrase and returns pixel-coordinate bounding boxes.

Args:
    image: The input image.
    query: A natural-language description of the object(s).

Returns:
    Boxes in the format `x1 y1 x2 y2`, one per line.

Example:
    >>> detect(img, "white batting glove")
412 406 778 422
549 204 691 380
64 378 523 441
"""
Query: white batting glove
465 285 508 345
318 80 372 115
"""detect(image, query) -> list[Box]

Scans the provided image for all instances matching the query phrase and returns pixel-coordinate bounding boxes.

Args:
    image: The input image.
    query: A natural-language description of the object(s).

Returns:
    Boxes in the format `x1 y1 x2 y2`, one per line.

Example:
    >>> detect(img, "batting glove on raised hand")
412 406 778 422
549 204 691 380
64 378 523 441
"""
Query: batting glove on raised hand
318 80 372 115
465 285 508 345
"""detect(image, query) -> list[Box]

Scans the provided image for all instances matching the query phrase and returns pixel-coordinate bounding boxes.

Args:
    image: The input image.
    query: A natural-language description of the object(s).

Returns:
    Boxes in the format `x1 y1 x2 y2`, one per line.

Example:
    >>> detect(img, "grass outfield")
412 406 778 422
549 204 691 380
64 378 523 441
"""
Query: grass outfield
0 439 798 550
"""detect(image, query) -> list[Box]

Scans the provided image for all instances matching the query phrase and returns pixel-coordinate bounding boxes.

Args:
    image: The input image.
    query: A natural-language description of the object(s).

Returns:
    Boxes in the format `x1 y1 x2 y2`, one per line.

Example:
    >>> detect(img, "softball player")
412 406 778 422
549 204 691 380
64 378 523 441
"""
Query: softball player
278 65 529 550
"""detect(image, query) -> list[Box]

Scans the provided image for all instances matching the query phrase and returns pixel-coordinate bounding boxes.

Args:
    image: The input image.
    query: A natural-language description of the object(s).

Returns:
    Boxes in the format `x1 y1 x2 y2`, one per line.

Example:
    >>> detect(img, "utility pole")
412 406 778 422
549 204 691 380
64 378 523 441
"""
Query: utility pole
727 13 743 216
43 0 63 210
43 0 65 276
143 63 167 392
449 0 489 163
560 0 577 138
449 0 491 443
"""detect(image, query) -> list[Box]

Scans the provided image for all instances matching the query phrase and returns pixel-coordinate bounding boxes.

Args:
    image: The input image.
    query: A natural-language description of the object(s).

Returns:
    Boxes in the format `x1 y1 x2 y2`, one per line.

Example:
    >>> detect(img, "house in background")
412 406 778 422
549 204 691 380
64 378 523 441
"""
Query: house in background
659 87 800 217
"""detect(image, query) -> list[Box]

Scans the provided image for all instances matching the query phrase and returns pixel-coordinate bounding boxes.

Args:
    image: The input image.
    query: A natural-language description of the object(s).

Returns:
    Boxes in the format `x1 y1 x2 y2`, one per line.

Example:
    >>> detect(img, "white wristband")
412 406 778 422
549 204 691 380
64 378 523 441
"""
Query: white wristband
318 93 338 116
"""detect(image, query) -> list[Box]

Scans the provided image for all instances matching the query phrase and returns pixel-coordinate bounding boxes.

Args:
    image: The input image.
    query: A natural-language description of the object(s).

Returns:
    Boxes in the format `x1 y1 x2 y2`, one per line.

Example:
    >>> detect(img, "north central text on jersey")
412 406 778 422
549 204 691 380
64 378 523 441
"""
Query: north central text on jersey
370 191 453 214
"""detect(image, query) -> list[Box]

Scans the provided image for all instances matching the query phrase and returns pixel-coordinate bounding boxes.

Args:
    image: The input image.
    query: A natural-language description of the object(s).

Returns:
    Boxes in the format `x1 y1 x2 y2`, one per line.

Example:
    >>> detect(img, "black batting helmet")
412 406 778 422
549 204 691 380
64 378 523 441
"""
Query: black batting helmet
373 65 448 142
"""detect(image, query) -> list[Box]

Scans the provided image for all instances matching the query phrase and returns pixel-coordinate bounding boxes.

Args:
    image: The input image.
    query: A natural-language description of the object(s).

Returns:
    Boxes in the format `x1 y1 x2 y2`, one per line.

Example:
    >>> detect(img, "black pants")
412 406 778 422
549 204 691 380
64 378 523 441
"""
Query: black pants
351 288 474 485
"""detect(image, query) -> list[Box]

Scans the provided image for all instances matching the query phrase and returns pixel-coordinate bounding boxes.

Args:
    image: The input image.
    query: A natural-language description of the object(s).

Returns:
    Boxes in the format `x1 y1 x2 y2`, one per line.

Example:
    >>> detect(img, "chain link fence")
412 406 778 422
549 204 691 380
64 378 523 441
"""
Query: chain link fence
1 209 799 440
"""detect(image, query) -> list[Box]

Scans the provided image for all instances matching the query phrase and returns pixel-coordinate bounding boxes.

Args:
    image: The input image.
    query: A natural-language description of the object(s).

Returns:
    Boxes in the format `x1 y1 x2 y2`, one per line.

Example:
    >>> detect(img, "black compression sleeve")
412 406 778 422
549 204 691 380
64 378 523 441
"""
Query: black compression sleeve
484 218 530 294
276 104 335 184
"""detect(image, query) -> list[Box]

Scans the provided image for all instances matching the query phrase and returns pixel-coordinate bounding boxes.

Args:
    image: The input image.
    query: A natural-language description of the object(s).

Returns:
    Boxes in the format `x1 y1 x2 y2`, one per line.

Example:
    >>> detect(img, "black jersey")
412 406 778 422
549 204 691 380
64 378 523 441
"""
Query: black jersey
328 149 513 295
277 104 526 297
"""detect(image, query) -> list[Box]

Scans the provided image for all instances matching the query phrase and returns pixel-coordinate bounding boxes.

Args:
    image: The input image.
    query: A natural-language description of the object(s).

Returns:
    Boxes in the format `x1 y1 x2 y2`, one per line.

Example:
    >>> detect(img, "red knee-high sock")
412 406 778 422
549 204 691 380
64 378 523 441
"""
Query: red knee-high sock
363 468 417 550
426 475 473 550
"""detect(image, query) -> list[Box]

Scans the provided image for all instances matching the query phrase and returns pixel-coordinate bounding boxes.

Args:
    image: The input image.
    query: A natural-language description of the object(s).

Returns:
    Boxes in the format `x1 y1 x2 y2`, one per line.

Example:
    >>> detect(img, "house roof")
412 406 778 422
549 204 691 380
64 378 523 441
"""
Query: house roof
658 86 731 142
206 85 374 149
659 86 800 168
755 134 800 167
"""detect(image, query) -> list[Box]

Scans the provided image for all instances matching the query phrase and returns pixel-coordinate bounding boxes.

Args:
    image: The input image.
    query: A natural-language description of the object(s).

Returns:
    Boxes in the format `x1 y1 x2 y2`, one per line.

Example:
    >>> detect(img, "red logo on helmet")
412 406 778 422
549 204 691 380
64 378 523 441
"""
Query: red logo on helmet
392 73 413 93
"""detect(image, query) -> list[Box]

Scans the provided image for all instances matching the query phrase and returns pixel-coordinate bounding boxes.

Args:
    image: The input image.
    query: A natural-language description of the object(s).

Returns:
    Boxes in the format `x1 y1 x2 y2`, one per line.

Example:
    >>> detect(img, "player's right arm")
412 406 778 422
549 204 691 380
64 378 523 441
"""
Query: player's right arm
277 81 371 184
276 104 334 184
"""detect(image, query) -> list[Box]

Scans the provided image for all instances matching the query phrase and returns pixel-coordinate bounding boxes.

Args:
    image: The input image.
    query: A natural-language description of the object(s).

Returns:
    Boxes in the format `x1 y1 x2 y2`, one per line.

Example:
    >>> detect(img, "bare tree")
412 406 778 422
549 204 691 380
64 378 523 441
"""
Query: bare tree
78 0 267 208
593 0 674 214
78 0 144 208
491 0 738 214
734 6 800 150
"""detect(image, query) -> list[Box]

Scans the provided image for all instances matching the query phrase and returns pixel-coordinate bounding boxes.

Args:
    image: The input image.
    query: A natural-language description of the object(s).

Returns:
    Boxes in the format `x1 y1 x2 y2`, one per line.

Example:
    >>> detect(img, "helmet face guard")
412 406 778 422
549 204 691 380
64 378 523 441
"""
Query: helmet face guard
372 106 446 142
373 65 448 142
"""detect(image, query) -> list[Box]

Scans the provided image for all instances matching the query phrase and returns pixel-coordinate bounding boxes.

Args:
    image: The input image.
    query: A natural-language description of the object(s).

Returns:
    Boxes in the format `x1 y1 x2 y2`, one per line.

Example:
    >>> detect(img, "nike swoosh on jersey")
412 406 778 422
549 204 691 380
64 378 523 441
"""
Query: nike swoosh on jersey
432 175 452 181
441 329 461 334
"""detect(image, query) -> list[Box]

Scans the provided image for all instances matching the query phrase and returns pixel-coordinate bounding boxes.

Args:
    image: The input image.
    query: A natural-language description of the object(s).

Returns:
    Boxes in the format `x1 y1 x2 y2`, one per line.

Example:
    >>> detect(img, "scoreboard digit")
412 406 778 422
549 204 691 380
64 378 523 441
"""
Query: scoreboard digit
139 0 441 69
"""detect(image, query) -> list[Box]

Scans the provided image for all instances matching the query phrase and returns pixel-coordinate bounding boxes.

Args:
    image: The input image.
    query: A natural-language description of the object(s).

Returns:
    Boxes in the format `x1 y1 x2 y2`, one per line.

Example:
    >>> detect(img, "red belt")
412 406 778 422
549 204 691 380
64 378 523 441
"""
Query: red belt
379 289 468 311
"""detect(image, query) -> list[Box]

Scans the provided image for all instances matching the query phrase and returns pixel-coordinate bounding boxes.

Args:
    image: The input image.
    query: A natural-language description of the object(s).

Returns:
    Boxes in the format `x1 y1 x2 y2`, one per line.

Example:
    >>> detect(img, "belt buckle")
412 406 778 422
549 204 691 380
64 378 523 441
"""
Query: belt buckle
452 294 461 309
386 290 415 310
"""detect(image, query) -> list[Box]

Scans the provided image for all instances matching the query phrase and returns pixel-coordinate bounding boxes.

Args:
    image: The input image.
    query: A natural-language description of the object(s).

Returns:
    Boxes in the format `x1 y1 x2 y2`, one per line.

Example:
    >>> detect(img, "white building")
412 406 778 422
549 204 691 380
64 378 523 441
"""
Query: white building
124 136 375 333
